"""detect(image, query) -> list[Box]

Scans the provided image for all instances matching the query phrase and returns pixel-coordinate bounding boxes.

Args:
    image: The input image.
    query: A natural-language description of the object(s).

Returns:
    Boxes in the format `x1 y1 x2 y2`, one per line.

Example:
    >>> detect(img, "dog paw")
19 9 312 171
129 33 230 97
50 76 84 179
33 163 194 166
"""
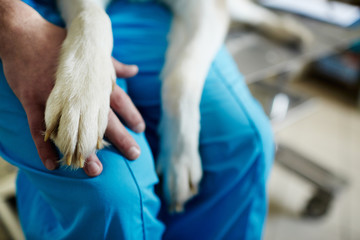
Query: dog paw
44 17 114 168
281 17 313 47
263 16 313 49
157 113 203 212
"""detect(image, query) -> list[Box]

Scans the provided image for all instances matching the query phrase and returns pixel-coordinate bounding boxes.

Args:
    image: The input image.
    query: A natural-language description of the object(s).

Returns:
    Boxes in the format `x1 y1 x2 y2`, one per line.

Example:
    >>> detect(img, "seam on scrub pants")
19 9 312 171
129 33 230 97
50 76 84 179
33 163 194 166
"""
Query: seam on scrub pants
124 159 147 240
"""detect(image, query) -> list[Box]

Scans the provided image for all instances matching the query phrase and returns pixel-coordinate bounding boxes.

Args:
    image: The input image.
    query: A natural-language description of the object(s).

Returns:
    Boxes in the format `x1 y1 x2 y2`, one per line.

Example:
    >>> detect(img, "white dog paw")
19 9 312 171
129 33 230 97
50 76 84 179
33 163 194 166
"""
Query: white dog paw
267 16 313 48
157 148 202 213
157 114 203 212
44 16 114 168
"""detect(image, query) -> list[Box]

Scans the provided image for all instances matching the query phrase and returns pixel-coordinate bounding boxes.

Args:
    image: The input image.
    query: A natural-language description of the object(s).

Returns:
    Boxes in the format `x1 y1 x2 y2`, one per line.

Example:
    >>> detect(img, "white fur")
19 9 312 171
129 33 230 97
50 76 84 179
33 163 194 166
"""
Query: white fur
46 0 311 210
157 0 229 212
45 0 114 168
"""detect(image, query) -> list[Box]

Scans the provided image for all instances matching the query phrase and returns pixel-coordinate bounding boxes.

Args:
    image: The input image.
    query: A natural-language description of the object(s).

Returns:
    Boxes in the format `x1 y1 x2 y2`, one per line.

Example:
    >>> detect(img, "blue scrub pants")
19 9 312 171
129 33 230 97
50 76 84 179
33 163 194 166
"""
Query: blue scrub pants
0 1 274 239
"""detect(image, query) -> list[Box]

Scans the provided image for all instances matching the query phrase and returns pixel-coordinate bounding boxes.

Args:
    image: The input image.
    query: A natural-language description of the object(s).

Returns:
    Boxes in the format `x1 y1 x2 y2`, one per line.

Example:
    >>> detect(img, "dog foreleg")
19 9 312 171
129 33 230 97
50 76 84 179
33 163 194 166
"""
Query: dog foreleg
45 0 114 168
158 0 230 212
228 0 312 47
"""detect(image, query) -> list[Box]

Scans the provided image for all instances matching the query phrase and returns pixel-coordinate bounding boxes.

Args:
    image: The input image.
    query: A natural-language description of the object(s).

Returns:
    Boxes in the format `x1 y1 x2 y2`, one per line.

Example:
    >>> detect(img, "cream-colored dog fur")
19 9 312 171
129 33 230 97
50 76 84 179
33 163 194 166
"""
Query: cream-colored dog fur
45 0 311 211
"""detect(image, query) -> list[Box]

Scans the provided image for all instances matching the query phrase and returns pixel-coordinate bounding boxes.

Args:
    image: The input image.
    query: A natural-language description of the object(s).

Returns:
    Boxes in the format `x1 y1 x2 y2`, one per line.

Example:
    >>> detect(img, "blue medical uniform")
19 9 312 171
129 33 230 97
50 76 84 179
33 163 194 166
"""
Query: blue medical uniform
0 0 274 239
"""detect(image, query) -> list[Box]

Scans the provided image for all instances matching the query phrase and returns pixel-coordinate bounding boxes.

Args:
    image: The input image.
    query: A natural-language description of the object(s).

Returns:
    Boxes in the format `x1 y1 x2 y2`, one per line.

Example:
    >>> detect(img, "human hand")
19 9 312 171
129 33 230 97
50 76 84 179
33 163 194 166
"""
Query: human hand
0 2 144 177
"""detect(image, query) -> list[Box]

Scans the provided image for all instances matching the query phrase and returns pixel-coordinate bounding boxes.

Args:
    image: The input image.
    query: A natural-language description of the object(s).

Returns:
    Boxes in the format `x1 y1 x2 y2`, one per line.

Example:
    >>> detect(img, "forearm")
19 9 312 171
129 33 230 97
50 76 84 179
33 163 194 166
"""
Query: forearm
0 0 16 57
0 0 16 20
0 0 41 58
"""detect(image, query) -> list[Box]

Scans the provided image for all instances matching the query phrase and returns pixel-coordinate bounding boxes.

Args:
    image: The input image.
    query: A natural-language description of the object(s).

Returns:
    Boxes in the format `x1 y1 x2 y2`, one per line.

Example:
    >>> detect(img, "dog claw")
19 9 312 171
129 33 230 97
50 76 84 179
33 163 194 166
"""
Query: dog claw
66 154 72 166
44 115 60 142
79 154 85 168
170 203 184 213
96 137 103 149
189 182 198 195
44 131 51 142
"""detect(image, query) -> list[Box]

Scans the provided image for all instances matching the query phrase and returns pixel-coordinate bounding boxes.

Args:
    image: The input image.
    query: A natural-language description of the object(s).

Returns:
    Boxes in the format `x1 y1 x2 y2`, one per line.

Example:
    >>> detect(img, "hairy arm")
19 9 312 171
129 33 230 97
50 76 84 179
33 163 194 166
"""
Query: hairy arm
0 0 39 57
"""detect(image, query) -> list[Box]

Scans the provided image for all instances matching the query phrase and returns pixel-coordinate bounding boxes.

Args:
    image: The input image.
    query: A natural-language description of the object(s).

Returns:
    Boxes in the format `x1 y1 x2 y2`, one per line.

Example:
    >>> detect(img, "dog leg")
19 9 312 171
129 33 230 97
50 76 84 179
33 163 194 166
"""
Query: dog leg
228 0 312 47
45 0 113 168
158 0 230 212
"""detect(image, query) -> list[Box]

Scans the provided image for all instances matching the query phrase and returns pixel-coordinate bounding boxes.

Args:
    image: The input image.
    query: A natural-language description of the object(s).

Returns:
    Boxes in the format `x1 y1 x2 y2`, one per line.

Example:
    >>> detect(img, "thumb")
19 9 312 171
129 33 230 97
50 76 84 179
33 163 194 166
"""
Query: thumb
26 105 59 170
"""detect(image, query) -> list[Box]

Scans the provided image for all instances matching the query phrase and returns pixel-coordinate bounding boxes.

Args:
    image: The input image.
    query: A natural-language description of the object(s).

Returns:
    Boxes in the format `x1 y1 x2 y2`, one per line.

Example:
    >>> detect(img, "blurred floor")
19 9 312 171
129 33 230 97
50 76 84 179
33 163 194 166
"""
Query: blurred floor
0 216 11 240
263 77 360 240
0 159 18 240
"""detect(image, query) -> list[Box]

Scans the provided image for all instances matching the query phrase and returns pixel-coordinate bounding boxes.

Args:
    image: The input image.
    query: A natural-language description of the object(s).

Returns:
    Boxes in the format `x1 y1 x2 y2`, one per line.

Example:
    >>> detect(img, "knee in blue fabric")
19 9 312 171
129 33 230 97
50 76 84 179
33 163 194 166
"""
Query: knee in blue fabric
14 134 164 239
199 47 275 178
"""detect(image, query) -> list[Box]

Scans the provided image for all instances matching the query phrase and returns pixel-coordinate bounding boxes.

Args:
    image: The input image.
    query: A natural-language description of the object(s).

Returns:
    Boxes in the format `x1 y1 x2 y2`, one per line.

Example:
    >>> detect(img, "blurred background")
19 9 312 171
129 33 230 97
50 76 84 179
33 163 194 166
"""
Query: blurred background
227 0 360 239
0 0 359 239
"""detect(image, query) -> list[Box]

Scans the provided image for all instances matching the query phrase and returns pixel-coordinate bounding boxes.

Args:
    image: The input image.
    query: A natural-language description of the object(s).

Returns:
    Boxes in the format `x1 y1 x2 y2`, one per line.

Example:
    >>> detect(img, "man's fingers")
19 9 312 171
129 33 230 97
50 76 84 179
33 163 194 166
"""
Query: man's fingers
112 58 138 78
110 85 145 133
26 106 59 170
27 105 104 177
105 110 141 160
84 154 103 177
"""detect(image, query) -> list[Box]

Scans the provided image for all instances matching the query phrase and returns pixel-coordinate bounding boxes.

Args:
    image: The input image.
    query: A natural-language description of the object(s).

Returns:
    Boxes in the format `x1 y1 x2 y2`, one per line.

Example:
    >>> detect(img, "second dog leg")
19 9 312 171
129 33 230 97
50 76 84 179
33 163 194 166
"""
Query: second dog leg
158 0 230 212
228 0 312 46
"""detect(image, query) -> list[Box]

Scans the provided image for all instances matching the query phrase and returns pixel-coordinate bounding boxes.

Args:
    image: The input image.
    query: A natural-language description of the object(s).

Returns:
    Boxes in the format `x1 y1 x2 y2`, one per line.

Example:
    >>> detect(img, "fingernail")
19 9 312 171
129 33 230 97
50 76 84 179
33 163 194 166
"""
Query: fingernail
130 65 138 74
133 122 145 133
128 65 139 75
87 161 101 176
128 146 140 160
45 159 56 170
